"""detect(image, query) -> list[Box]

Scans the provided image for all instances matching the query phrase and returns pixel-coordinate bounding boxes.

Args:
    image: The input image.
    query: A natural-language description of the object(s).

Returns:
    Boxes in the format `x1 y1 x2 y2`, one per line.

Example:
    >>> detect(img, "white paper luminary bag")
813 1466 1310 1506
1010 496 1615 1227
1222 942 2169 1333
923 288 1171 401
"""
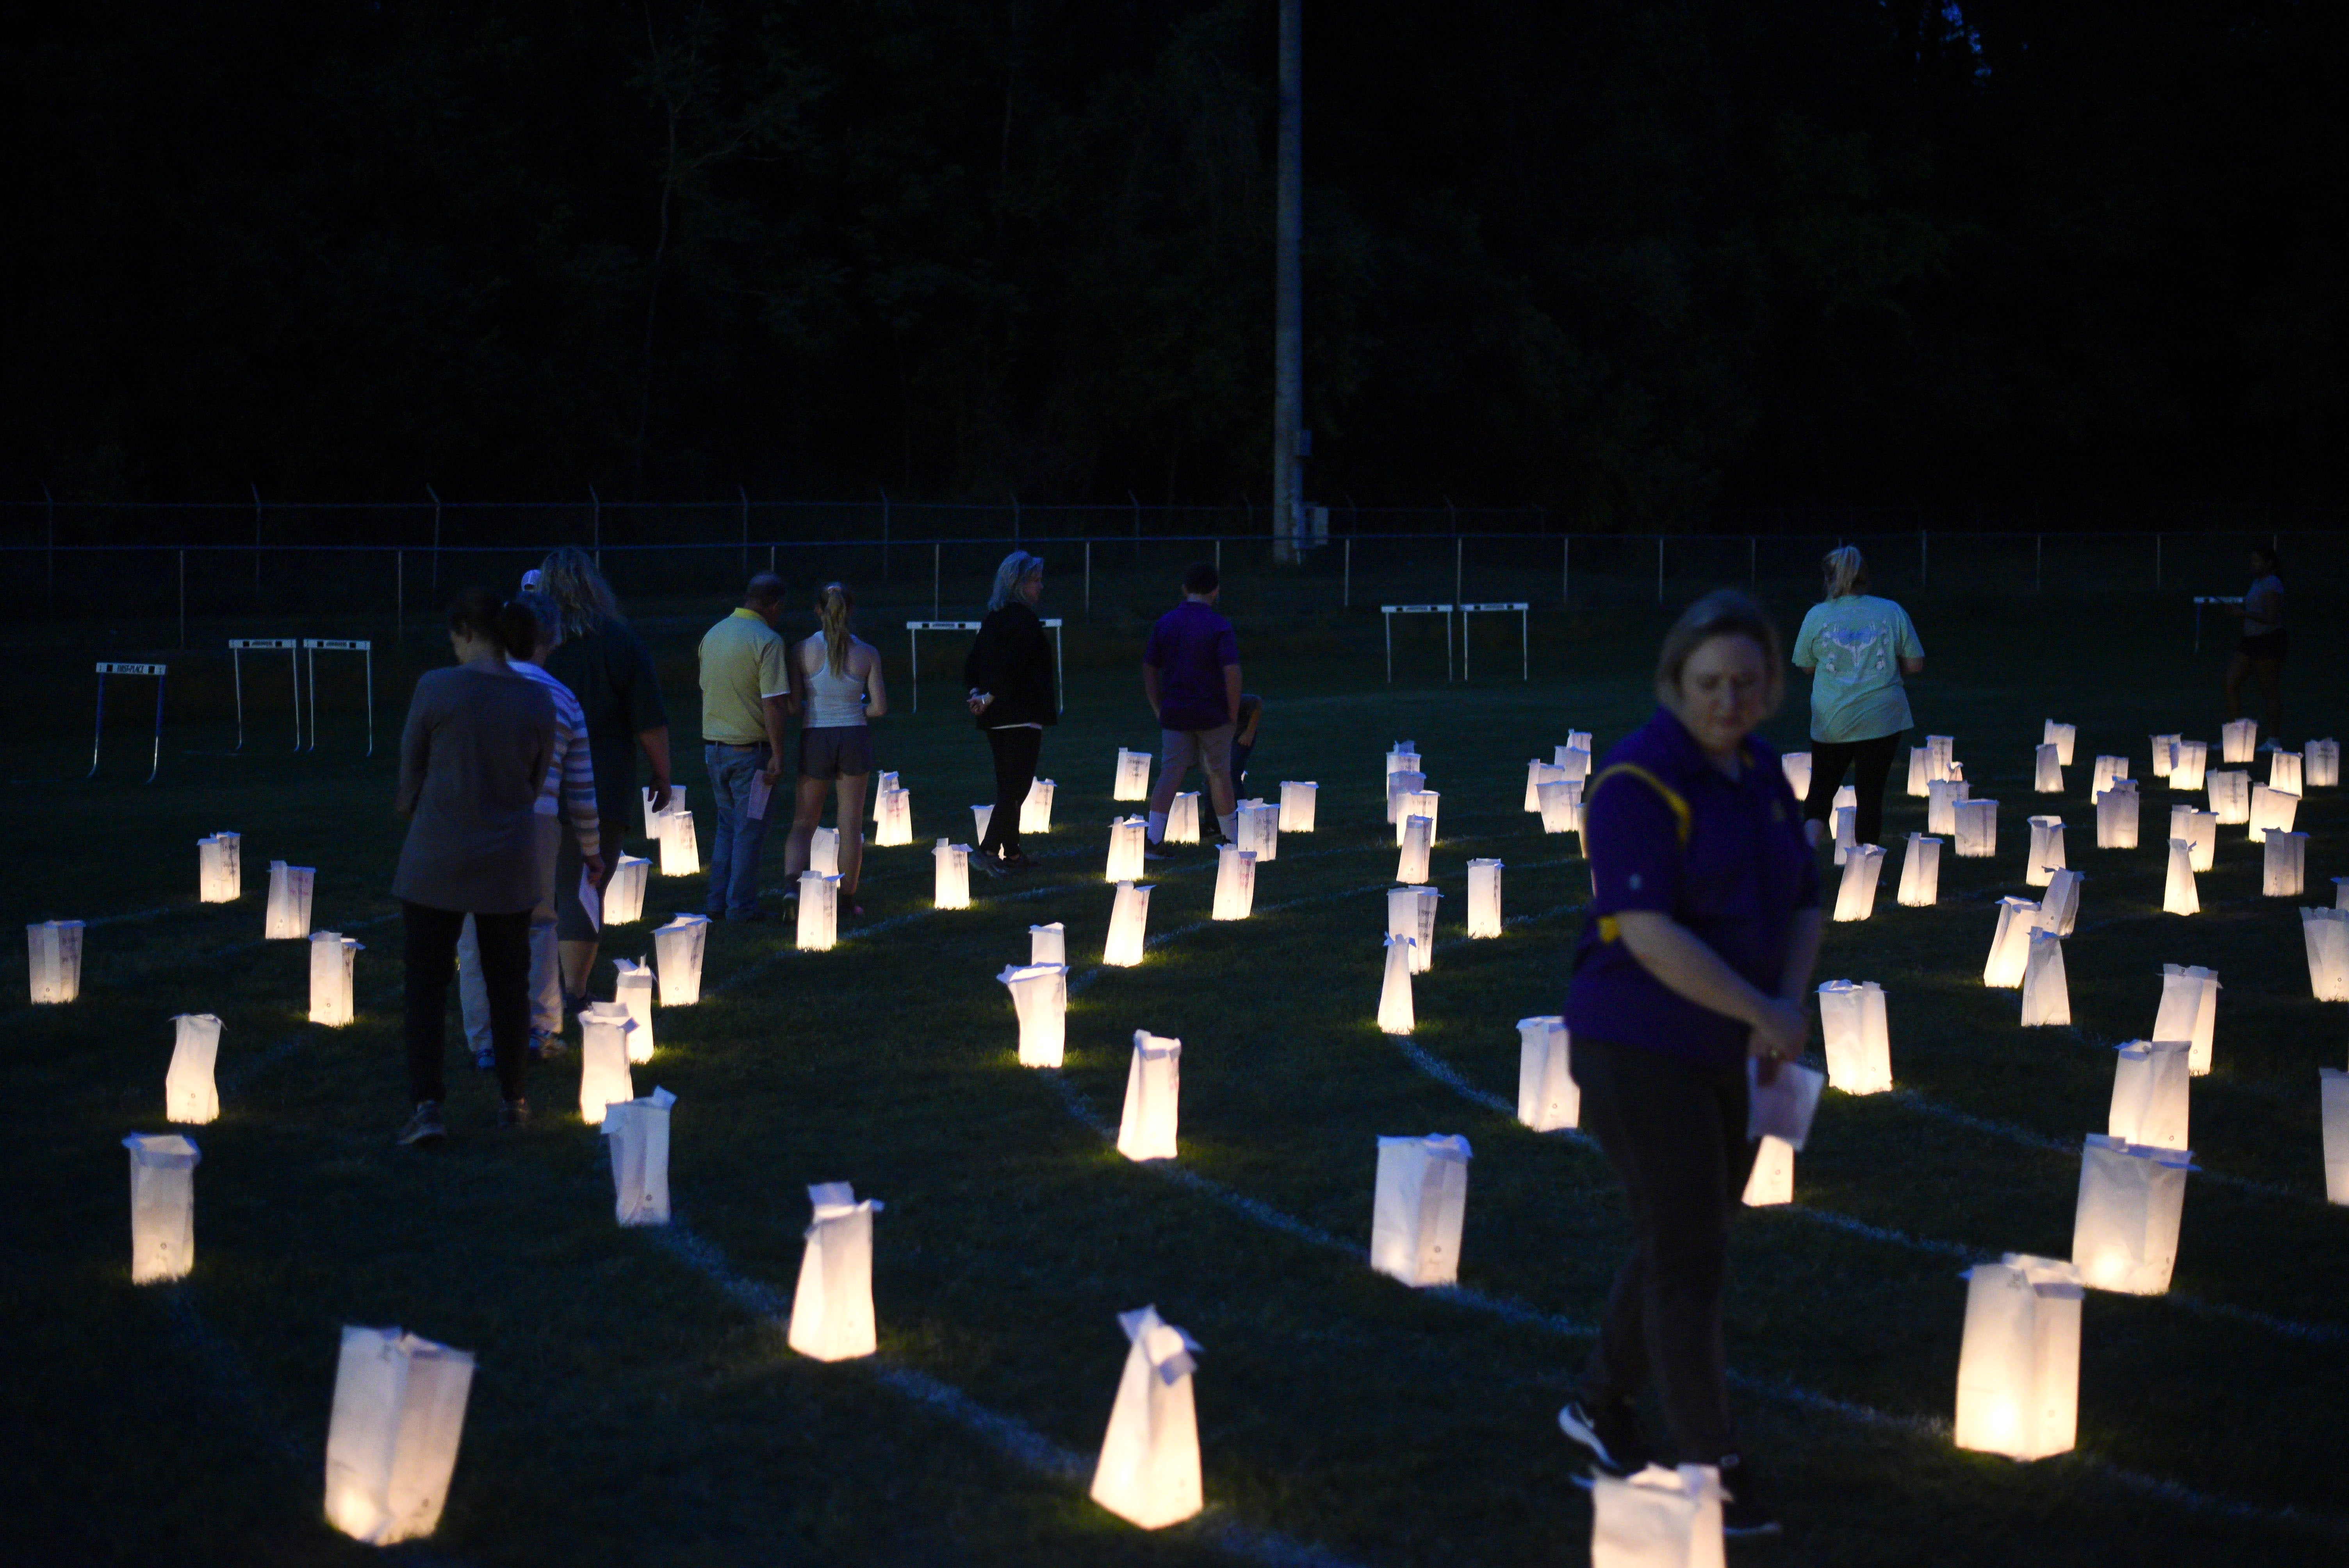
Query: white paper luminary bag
308 932 363 1027
1817 980 1893 1094
166 1014 223 1124
2025 816 2065 887
2094 784 2139 850
998 963 1068 1067
1925 733 1957 781
1396 814 1433 885
1113 747 1152 800
1278 780 1318 832
1211 846 1256 920
611 959 657 1057
198 832 242 903
2207 770 2251 826
795 872 839 952
124 1133 199 1283
2169 806 2217 871
2221 717 2256 763
1165 790 1200 845
1742 1136 1794 1206
970 802 993 842
1526 759 1565 812
2071 1135 2191 1295
1780 751 1813 801
2150 734 2179 779
1116 1032 1181 1161
2020 930 2071 1027
2151 964 2220 1075
2091 755 2128 798
1103 881 1153 967
1387 743 1420 779
602 855 650 925
1376 934 1416 1034
642 784 683 838
1466 859 1504 937
806 826 840 878
656 807 700 876
27 919 85 1005
1537 779 1584 836
2302 908 2349 1001
1089 1306 1203 1530
1953 1253 2084 1461
1020 777 1056 835
1558 735 1593 782
601 1086 676 1226
932 840 971 911
1747 1057 1827 1151
2108 1039 2190 1152
2323 1070 2349 1205
1833 843 1885 922
869 773 898 823
2170 739 2208 793
2043 721 2076 766
1238 800 1281 861
1953 798 1999 858
2264 830 2306 897
2040 868 2083 938
2249 784 2299 844
1896 834 1943 907
1391 789 1438 847
1388 886 1441 974
1515 1016 1576 1131
265 861 315 939
1982 898 2042 989
323 1326 474 1545
1385 768 1425 825
1927 778 1969 836
652 914 709 1005
1906 745 1930 797
2162 839 2199 916
2304 738 2340 789
873 787 913 846
1369 1134 1471 1286
2033 744 2063 795
2338 877 2349 912
1832 804 1857 867
788 1183 884 1361
575 1009 636 1127
1590 1464 1724 1568
2269 747 2302 794
1028 921 1066 967
1105 816 1148 883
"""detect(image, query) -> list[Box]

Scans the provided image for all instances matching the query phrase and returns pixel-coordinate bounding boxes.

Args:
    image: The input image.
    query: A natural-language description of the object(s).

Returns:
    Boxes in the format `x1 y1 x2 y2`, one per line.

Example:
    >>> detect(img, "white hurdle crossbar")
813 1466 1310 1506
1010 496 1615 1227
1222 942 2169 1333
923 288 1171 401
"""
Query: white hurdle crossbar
301 639 375 755
91 661 168 783
1381 603 1456 683
907 618 1064 715
1458 602 1530 681
229 637 302 752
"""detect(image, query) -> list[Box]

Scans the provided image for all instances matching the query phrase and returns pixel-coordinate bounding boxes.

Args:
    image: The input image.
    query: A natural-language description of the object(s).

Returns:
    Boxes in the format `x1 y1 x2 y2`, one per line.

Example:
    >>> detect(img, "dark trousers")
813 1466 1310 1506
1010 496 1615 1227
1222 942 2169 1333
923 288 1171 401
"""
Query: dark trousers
1571 1035 1755 1463
977 727 1042 857
1802 731 1902 848
404 901 531 1105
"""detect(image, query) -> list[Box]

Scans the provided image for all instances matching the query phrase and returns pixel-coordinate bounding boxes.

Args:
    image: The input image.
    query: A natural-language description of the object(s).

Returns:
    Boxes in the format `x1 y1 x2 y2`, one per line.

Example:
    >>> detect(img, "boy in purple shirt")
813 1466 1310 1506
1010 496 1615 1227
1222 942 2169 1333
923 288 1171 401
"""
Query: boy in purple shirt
1142 562 1243 847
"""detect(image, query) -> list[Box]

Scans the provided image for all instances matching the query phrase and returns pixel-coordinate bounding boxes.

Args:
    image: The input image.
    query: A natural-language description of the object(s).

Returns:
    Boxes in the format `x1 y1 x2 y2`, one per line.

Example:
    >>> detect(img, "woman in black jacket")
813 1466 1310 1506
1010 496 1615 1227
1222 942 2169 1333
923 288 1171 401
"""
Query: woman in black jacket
963 551 1056 871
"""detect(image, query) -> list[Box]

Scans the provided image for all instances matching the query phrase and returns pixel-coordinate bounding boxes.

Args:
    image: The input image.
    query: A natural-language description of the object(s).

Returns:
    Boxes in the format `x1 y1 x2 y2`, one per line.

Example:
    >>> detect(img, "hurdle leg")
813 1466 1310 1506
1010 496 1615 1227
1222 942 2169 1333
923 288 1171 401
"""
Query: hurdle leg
909 627 918 715
147 673 166 783
1384 612 1392 684
89 672 108 778
233 648 247 751
1520 606 1528 682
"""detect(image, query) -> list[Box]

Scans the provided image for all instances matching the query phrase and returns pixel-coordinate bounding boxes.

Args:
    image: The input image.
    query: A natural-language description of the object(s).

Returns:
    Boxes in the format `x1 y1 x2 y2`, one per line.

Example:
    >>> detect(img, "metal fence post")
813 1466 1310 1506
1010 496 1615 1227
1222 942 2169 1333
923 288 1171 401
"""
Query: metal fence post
178 549 186 650
933 541 941 618
1454 536 1463 605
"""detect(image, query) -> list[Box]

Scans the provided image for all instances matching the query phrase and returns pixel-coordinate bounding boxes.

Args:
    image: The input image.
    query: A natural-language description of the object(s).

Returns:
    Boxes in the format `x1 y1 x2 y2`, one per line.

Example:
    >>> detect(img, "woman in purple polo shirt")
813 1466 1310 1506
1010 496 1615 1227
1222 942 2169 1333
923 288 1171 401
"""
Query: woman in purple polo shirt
1554 590 1823 1537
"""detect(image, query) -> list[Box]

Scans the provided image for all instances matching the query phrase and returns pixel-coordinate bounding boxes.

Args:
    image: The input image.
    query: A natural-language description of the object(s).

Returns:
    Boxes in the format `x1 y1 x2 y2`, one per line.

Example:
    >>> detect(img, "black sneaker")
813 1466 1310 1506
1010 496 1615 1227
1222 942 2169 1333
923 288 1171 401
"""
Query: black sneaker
998 849 1037 871
974 850 1009 879
1558 1396 1651 1485
1716 1452 1781 1537
1142 844 1174 862
395 1102 447 1147
497 1098 532 1129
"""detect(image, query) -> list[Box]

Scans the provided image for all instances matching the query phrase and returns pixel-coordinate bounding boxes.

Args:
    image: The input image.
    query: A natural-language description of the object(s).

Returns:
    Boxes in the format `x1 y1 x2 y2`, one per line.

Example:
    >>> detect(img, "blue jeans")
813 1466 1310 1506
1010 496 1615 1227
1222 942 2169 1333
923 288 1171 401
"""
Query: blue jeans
704 742 775 919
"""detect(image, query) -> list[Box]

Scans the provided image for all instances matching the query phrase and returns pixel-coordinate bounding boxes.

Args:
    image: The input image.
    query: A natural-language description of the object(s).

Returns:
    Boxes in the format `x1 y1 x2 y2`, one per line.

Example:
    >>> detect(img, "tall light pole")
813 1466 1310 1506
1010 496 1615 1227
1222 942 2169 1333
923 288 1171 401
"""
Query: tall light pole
1272 0 1303 562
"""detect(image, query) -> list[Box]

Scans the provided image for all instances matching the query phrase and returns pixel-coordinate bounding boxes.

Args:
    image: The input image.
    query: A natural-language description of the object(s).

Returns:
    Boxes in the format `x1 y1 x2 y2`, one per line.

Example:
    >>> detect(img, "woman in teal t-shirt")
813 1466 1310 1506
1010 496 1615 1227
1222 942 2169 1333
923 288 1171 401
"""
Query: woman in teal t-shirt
1790 547 1924 851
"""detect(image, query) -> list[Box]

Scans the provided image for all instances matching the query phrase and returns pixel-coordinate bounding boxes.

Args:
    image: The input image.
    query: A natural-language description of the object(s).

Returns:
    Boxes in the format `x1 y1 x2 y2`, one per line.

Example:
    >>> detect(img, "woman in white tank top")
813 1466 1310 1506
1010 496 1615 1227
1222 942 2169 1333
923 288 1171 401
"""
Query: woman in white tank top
782 583 888 912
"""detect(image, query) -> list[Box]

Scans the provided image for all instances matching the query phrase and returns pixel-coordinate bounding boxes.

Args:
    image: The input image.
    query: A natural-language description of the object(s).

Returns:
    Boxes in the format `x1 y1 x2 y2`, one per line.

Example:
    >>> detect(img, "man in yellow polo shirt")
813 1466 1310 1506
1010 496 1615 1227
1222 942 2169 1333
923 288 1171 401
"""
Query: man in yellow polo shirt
697 574 793 920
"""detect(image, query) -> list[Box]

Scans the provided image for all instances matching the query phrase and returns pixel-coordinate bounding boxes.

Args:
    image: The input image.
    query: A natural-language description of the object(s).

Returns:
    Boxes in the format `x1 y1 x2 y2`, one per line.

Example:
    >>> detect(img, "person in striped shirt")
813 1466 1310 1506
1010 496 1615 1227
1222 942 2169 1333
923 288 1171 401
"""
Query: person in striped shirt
458 591 602 1067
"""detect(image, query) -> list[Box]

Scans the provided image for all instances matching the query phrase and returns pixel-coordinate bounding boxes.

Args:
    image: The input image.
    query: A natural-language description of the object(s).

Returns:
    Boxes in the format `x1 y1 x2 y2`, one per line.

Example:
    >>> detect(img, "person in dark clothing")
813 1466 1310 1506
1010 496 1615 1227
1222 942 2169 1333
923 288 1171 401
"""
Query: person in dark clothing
1554 590 1823 1538
1142 561 1244 850
964 551 1056 871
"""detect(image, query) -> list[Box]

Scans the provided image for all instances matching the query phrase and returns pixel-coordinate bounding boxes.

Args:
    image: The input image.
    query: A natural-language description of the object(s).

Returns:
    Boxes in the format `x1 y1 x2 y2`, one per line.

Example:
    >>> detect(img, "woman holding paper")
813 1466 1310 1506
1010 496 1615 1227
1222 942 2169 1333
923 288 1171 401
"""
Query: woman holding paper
1556 590 1824 1537
781 582 887 916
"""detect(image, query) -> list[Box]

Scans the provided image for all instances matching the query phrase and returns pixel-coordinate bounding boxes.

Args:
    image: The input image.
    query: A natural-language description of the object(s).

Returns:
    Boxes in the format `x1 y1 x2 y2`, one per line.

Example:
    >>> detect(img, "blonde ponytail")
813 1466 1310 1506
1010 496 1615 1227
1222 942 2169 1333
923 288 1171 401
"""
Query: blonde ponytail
1820 545 1868 601
816 582 855 675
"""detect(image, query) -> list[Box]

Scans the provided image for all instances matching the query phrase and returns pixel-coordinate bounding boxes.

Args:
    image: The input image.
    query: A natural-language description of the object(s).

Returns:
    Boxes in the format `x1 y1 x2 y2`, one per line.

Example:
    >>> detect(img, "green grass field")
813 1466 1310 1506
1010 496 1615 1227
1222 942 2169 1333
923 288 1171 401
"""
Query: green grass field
6 596 2347 1566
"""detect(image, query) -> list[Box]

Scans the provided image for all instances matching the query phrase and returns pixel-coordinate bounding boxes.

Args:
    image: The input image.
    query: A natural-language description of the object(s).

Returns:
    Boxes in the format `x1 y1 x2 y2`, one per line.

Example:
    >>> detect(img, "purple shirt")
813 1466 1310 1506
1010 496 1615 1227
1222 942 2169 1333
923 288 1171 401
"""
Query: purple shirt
1566 706 1820 1069
1144 601 1239 732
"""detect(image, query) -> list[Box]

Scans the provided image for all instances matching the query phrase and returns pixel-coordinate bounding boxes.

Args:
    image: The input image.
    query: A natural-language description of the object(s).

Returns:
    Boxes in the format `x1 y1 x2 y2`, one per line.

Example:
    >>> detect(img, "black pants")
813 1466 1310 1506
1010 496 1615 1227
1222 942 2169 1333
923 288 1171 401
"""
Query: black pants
1571 1036 1754 1463
1802 731 1902 848
404 901 531 1105
977 726 1042 857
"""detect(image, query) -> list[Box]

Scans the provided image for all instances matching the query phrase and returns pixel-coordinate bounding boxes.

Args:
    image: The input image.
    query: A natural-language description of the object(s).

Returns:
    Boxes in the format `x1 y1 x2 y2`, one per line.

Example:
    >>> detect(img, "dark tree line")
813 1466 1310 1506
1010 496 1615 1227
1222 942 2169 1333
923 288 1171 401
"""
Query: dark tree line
6 0 2341 521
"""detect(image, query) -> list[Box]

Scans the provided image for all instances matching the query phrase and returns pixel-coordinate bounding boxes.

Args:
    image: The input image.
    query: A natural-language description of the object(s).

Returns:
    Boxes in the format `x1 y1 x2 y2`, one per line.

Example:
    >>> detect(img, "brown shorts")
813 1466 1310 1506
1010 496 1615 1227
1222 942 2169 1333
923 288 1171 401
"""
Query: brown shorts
800 725 875 780
1161 723 1236 790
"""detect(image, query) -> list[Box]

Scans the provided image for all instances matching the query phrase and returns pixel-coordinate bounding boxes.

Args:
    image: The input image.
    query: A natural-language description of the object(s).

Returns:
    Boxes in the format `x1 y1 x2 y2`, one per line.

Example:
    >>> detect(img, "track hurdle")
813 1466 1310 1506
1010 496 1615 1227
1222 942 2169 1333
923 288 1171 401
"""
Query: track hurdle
91 662 168 783
229 638 303 751
302 639 375 755
1380 604 1455 683
1458 602 1530 682
906 618 1064 715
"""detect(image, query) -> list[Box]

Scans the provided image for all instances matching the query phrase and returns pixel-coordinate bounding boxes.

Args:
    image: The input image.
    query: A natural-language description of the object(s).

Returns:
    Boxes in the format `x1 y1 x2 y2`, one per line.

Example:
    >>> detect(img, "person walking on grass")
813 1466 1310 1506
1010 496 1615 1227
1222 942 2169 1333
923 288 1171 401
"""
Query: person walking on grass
391 589 580 1144
1556 590 1823 1537
782 582 887 917
537 547 672 1010
455 592 600 1070
2221 544 2287 747
698 573 794 922
964 551 1056 873
1142 561 1242 855
1790 545 1923 852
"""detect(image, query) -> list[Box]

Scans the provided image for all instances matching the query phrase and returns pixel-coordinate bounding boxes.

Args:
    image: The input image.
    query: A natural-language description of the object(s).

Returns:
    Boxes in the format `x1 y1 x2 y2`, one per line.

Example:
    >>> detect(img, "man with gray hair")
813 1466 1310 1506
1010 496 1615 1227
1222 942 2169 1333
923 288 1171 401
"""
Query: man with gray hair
697 573 793 920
